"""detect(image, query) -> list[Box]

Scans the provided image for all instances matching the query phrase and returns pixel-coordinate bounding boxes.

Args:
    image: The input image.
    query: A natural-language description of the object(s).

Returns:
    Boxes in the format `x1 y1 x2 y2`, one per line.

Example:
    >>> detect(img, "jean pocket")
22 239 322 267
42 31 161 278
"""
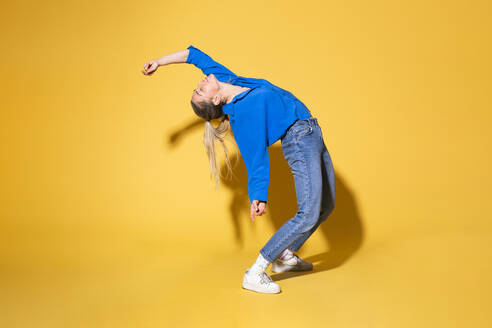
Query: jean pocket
295 125 314 140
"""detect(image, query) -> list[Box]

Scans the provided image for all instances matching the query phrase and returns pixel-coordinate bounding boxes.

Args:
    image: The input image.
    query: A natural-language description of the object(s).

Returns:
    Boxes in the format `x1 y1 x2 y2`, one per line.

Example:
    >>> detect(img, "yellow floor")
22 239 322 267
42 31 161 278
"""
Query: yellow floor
1 220 490 327
1 0 491 327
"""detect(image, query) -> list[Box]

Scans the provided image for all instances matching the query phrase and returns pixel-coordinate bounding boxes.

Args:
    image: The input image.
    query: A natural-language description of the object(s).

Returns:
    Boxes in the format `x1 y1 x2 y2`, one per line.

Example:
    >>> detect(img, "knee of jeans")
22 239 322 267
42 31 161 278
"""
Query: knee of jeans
295 211 319 233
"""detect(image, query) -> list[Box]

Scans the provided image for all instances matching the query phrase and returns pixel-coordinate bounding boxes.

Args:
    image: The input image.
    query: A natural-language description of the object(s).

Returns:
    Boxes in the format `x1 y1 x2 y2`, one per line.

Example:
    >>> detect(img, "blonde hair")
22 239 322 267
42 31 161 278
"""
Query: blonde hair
203 117 238 188
190 98 238 189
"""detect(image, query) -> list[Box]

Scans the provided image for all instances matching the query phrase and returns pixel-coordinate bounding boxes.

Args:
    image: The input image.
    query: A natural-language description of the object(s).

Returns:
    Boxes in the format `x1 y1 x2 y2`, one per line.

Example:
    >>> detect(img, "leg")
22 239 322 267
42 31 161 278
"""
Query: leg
259 119 324 263
288 140 336 252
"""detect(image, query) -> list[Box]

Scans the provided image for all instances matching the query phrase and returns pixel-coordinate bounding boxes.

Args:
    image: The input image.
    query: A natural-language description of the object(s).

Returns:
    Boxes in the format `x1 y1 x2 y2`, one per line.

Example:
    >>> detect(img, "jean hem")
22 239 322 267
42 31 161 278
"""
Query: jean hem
259 249 277 263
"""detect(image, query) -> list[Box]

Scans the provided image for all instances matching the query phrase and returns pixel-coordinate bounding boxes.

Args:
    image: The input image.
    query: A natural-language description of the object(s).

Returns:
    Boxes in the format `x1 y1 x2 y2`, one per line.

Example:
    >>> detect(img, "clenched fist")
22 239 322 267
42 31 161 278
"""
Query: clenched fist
250 200 267 221
141 60 159 76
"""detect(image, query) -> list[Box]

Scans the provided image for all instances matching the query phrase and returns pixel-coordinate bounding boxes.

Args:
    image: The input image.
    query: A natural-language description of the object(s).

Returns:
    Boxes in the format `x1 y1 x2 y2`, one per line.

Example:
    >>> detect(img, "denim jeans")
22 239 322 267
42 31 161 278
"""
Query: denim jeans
259 117 336 263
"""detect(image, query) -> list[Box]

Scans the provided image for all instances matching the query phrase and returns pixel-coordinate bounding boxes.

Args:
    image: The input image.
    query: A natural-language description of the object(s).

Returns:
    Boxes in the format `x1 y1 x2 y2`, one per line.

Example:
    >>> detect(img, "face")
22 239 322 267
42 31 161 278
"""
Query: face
191 73 221 106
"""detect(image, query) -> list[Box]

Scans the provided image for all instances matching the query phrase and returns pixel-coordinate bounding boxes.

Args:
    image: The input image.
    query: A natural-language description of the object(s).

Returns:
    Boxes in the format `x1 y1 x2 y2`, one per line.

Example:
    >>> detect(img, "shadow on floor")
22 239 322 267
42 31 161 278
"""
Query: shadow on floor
166 117 365 277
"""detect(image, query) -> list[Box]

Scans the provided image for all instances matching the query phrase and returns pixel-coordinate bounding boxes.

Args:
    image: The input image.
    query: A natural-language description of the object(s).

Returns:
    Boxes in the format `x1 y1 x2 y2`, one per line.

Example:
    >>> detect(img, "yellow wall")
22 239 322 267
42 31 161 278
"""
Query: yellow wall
1 0 491 327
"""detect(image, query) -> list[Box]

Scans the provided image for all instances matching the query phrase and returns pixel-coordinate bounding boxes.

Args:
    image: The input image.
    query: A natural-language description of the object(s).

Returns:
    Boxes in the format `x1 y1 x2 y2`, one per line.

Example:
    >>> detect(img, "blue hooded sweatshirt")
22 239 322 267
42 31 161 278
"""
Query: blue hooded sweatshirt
186 45 312 204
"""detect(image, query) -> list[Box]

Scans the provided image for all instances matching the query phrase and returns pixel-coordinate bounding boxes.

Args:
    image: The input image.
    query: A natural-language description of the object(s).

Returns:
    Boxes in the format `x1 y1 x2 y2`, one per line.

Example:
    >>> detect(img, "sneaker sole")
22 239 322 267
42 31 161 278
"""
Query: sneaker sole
242 281 281 294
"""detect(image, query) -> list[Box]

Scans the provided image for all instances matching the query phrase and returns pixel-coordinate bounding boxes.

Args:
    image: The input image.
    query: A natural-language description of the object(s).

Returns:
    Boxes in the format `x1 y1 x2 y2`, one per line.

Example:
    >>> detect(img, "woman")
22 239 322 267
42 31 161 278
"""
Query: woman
142 45 336 294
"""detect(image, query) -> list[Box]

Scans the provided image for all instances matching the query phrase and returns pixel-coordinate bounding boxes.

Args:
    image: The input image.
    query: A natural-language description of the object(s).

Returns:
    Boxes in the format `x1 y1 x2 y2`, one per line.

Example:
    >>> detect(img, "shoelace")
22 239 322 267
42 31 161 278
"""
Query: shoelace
278 254 299 263
259 272 274 285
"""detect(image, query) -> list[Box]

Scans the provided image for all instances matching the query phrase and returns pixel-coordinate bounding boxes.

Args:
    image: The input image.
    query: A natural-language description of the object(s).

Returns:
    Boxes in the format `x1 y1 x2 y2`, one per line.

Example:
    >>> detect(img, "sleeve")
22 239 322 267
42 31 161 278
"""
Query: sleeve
234 97 270 204
186 45 238 83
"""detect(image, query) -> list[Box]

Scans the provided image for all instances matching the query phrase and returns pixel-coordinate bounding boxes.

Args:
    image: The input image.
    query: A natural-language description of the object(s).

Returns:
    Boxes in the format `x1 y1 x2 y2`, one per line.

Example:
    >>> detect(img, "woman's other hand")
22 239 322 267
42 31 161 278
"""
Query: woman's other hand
250 200 267 221
142 60 159 75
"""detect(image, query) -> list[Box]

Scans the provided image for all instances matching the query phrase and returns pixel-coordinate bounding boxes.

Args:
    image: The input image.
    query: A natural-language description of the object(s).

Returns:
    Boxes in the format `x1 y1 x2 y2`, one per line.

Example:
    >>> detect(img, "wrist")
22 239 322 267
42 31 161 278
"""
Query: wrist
156 57 168 66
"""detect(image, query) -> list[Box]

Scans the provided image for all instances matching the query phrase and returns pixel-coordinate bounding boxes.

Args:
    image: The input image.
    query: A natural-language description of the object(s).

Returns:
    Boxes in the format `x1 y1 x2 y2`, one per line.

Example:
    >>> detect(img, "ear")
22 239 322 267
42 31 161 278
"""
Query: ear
213 95 221 106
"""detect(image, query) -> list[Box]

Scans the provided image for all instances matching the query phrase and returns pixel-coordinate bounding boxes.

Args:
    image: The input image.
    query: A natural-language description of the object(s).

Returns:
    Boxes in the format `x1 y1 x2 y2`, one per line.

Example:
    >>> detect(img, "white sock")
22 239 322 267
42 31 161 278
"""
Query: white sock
249 253 271 273
279 248 294 260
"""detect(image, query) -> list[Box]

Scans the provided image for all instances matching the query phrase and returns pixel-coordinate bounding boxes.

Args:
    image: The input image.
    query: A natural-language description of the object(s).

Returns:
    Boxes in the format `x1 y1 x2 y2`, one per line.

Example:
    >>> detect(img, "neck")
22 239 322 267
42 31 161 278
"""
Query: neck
218 81 249 104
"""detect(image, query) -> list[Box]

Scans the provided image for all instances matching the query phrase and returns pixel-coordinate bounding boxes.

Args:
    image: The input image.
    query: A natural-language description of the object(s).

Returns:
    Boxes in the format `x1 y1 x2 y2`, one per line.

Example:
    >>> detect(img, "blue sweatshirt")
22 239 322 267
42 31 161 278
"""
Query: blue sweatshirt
186 45 312 204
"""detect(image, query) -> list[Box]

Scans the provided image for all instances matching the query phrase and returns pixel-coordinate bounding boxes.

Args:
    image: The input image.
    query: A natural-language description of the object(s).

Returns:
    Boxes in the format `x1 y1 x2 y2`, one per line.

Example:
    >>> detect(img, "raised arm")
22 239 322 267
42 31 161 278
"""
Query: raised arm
141 48 189 75
156 49 189 65
142 45 238 82
184 45 238 82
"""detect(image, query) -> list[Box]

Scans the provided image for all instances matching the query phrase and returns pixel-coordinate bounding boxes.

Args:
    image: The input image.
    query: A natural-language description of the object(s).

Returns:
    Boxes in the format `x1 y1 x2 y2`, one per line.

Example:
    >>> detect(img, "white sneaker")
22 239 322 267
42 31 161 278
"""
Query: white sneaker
271 254 313 273
242 269 281 294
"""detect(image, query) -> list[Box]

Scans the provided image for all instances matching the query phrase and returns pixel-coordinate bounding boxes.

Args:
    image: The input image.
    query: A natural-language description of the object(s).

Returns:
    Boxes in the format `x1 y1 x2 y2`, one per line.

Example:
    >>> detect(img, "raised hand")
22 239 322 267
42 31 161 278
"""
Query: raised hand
141 60 159 76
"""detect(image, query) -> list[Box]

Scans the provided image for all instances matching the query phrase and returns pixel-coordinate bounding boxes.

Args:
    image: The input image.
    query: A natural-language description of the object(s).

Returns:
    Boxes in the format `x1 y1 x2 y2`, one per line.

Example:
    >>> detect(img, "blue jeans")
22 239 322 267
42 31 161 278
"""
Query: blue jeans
259 117 336 263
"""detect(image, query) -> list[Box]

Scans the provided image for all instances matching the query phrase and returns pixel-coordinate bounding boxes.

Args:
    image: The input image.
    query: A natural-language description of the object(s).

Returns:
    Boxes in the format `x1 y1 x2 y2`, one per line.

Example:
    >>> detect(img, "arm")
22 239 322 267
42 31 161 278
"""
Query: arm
142 48 189 75
239 130 270 221
184 45 238 82
155 49 189 66
246 145 270 204
234 96 270 205
143 45 238 82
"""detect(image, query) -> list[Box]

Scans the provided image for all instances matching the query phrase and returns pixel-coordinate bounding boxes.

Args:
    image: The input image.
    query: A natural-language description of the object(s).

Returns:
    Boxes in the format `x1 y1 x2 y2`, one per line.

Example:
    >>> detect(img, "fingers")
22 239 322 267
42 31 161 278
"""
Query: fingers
142 61 157 75
250 200 268 220
257 201 266 215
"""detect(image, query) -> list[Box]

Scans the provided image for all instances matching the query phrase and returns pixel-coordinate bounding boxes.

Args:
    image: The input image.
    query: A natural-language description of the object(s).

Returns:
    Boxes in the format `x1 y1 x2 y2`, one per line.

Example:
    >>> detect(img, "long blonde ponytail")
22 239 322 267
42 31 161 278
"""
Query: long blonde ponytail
203 116 238 189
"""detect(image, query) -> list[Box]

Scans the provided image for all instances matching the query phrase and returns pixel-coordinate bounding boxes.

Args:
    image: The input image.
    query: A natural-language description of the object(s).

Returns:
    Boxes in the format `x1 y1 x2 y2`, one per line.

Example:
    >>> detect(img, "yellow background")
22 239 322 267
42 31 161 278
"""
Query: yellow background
1 0 491 327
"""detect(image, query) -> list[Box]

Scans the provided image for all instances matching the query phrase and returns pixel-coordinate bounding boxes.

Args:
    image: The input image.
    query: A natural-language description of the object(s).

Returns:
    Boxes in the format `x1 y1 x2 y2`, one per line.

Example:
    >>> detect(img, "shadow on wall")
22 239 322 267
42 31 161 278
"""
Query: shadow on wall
167 118 365 274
